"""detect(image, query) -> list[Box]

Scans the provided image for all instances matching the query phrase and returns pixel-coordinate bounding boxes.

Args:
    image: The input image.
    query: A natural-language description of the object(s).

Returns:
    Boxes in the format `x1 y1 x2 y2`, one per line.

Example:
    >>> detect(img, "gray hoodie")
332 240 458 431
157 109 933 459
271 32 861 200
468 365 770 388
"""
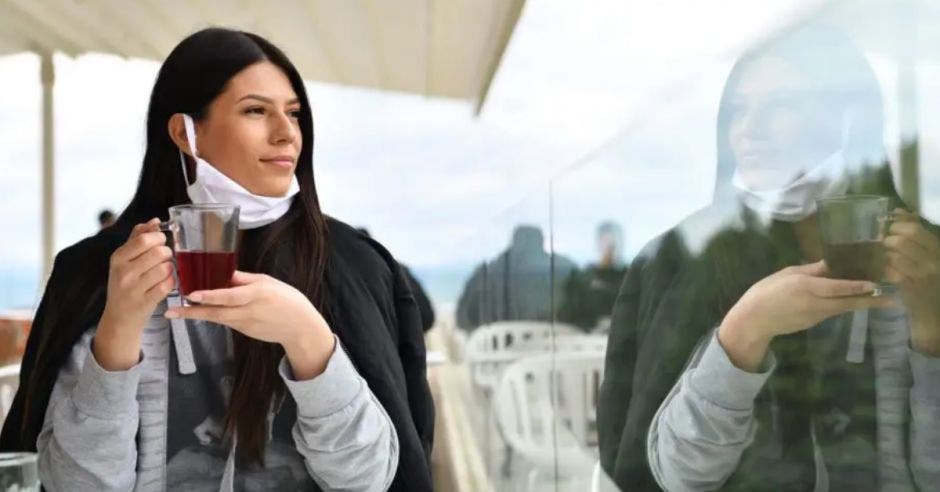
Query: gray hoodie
36 297 398 491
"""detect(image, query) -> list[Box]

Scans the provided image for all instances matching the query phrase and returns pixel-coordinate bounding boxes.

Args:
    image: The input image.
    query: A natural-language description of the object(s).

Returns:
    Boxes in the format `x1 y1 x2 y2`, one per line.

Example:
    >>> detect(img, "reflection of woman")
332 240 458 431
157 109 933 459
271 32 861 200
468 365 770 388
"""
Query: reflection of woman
598 26 940 491
0 29 433 491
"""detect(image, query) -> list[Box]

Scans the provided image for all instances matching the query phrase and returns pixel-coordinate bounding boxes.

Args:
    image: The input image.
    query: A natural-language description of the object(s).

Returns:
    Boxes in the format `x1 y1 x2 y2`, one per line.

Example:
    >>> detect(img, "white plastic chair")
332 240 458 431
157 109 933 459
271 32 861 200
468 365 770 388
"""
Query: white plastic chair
492 350 605 489
0 364 21 430
465 321 580 394
553 333 608 354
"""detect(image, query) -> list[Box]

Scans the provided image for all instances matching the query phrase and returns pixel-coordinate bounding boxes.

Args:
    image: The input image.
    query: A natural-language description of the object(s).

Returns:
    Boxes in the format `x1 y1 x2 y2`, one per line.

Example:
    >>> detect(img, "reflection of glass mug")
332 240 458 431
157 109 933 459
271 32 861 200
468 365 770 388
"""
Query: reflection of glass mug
158 204 239 298
0 452 40 491
816 195 890 282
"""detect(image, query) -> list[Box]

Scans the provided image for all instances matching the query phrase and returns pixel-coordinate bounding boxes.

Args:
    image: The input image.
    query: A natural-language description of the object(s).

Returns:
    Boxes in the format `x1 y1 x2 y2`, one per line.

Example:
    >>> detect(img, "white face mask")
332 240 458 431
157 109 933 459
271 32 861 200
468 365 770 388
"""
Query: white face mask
179 114 300 230
732 151 849 222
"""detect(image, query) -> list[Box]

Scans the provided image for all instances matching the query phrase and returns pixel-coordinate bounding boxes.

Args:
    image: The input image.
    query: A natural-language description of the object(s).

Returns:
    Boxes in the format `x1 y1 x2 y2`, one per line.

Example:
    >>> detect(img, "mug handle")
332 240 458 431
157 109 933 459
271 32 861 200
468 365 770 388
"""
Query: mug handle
156 221 181 299
158 221 177 233
872 212 897 297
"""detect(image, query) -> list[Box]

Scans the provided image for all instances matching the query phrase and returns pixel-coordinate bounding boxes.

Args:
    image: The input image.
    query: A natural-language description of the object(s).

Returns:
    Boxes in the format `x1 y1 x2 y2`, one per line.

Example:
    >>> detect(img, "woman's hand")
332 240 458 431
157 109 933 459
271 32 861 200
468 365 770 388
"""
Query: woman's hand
96 218 176 370
718 261 895 371
164 270 335 379
884 208 940 356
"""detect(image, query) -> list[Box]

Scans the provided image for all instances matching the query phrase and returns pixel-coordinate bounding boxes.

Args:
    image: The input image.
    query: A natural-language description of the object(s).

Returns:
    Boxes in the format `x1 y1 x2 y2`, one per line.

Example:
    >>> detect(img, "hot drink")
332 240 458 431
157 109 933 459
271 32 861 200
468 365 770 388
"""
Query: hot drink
175 251 236 295
159 204 240 303
821 240 885 281
817 195 890 283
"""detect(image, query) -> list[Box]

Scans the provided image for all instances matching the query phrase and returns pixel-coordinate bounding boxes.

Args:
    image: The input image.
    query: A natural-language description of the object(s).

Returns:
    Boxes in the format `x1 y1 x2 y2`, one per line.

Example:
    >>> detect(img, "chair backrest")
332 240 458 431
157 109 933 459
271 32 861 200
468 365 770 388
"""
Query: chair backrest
0 364 21 430
464 321 582 393
553 334 608 354
492 350 604 472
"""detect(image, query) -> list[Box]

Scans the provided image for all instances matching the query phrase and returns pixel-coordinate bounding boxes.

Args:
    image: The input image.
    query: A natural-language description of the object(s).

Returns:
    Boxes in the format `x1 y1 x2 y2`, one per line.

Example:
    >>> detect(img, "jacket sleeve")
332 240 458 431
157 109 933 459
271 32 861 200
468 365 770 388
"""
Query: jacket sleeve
647 330 775 492
392 262 435 464
908 347 940 491
36 329 142 492
280 338 399 492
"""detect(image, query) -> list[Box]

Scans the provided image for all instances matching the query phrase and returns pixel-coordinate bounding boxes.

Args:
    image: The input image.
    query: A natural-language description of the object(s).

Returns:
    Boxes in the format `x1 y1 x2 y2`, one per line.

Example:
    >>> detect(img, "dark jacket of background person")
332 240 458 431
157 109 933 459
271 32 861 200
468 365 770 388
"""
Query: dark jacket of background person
356 229 435 332
597 26 936 491
455 225 576 331
0 219 435 491
557 264 628 331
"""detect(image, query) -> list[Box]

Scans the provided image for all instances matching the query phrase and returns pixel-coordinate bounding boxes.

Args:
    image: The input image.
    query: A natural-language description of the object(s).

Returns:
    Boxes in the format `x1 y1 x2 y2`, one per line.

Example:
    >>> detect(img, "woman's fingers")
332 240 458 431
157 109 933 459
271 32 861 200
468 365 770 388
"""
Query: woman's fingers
127 246 173 279
139 260 175 292
187 285 253 306
145 274 176 303
113 219 163 263
884 229 931 264
804 276 878 298
230 270 265 285
885 250 920 281
784 260 828 277
884 263 914 286
818 292 896 315
165 305 236 325
888 212 940 257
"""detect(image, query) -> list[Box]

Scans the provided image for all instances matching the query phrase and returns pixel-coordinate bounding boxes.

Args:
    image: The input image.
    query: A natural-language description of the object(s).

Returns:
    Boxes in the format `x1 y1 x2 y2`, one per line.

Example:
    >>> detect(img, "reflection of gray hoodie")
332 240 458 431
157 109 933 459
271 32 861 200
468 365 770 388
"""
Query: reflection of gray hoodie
456 226 576 330
36 297 398 492
648 306 940 491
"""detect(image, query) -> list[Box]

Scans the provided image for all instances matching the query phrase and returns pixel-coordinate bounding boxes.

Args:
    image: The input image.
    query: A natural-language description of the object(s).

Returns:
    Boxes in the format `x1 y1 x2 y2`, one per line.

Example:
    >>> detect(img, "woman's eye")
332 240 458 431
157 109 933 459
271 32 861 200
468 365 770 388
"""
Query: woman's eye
289 109 302 119
244 107 265 115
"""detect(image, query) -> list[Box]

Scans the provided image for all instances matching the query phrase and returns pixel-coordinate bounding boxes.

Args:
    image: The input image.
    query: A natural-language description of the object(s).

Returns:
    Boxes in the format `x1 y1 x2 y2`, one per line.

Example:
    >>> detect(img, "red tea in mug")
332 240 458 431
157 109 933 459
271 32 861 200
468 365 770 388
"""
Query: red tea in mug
175 251 236 295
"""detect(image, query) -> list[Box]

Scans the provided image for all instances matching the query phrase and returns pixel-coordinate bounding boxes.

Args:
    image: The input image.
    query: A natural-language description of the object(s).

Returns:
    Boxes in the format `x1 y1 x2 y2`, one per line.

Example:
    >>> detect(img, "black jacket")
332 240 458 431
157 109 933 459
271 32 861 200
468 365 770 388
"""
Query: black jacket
0 218 434 491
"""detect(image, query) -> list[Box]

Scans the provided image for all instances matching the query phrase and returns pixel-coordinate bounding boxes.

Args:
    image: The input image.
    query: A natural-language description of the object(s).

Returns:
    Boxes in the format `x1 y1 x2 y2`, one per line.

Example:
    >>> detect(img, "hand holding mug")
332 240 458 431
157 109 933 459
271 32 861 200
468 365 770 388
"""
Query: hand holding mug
96 218 176 370
719 261 895 371
165 271 335 379
884 208 940 355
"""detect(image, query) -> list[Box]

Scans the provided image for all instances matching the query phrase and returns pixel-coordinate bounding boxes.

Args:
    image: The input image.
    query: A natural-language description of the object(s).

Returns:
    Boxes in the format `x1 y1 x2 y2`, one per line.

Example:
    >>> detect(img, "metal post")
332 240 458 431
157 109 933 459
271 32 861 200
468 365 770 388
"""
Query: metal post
41 51 55 281
897 4 920 211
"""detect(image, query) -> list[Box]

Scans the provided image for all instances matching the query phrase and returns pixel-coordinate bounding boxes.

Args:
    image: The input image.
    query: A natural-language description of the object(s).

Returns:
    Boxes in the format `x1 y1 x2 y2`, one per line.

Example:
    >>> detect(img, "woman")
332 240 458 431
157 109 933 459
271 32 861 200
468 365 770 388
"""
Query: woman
0 28 433 491
597 25 940 491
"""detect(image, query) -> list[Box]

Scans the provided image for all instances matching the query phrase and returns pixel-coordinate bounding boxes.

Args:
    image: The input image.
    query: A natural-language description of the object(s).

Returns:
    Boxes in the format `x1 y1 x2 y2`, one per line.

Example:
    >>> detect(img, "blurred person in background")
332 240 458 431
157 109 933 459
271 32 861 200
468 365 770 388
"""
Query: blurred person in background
97 209 116 229
455 224 576 331
557 221 629 332
358 228 435 332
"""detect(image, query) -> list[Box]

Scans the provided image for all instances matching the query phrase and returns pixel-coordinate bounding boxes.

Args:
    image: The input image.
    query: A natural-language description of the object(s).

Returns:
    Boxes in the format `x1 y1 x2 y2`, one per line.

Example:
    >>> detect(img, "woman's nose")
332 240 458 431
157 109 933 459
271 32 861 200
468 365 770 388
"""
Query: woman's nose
270 112 298 145
734 109 768 140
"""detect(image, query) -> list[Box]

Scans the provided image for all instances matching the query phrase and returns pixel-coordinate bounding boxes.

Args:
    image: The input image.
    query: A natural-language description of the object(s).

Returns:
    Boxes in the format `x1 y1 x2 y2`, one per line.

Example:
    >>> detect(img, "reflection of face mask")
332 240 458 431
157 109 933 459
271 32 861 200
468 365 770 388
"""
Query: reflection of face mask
180 114 300 229
732 151 849 222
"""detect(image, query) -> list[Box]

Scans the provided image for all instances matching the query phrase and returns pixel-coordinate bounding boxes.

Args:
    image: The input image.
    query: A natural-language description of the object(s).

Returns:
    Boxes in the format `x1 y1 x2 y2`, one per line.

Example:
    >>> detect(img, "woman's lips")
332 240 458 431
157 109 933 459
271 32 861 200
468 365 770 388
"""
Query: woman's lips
260 156 295 169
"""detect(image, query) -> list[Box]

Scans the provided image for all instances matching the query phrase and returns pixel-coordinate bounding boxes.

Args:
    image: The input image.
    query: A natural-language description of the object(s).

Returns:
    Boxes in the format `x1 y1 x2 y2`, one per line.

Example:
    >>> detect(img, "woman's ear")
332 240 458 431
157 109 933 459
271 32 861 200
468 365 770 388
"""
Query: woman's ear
168 113 194 157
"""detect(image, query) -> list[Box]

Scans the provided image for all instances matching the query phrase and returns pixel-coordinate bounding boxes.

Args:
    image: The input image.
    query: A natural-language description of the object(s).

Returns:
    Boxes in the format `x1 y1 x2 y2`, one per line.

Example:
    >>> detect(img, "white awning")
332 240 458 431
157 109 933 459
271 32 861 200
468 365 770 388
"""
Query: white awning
0 0 524 108
0 0 524 280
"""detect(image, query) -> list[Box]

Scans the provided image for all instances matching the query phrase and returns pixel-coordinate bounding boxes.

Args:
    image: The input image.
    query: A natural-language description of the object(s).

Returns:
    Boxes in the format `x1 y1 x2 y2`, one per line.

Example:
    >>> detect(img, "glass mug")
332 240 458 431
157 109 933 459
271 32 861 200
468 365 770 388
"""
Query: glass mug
159 204 240 300
816 195 891 287
0 452 40 491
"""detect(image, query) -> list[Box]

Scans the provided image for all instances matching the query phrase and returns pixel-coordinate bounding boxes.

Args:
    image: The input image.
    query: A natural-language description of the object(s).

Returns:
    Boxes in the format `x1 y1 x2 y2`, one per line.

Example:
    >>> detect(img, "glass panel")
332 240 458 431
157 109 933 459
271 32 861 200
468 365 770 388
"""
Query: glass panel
572 5 940 492
452 187 564 490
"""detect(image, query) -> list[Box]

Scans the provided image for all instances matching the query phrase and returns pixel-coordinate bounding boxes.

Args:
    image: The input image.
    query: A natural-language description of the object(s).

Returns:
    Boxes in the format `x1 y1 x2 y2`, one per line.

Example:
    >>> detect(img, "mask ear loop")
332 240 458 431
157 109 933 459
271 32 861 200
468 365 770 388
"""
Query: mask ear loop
178 114 199 186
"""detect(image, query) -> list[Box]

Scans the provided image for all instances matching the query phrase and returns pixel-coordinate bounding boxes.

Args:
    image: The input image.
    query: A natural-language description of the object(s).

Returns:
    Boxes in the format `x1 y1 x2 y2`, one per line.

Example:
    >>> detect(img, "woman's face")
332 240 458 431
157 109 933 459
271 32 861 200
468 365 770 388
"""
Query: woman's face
172 61 303 197
727 56 841 190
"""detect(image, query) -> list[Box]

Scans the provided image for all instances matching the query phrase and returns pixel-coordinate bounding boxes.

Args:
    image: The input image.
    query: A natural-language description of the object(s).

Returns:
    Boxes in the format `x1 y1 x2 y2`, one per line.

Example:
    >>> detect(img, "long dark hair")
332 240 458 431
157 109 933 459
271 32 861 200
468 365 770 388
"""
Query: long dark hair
23 28 330 465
